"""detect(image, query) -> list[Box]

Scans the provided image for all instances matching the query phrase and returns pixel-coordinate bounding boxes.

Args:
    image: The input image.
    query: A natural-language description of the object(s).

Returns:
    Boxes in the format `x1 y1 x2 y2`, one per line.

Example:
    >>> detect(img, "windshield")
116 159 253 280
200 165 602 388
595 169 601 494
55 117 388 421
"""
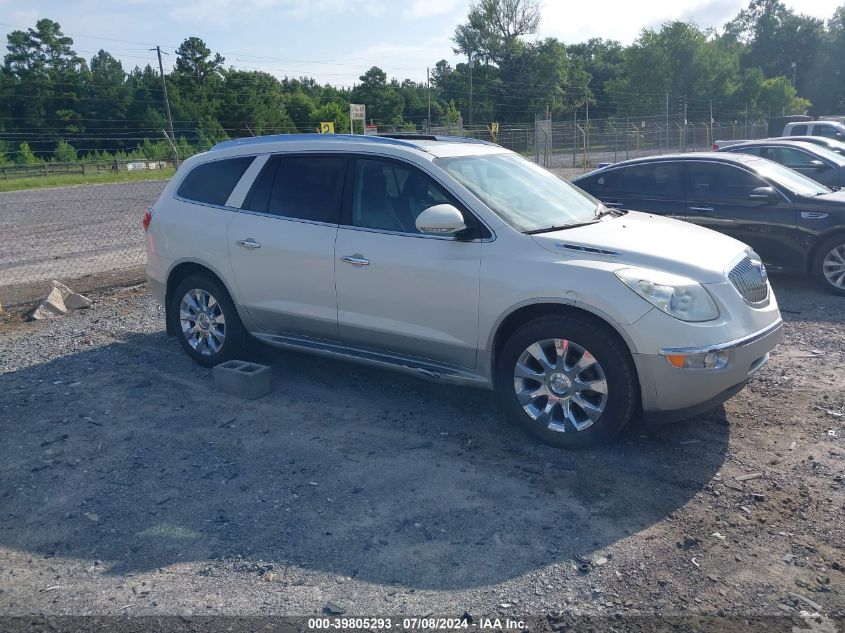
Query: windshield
752 158 832 196
435 153 600 232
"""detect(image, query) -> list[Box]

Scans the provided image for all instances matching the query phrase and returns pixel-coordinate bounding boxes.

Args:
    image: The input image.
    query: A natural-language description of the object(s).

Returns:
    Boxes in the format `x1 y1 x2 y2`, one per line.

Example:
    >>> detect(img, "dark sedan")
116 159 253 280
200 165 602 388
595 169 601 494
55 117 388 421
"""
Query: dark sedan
716 139 845 187
778 135 845 156
573 153 845 295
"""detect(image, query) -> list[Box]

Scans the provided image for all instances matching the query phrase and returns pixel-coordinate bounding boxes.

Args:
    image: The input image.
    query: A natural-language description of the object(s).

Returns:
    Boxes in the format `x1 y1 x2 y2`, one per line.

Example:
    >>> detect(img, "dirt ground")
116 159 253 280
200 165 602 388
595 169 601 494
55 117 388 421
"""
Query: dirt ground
0 276 842 627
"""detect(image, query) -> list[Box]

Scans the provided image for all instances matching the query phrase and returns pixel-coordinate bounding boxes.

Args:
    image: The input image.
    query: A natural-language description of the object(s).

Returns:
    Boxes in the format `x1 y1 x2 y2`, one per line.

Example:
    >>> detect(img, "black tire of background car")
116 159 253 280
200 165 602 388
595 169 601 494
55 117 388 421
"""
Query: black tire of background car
811 234 845 297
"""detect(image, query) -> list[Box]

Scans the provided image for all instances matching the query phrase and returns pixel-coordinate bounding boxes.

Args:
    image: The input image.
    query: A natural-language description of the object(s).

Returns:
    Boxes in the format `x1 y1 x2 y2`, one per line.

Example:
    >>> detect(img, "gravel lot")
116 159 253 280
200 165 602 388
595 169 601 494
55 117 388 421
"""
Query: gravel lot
0 181 165 302
0 276 842 626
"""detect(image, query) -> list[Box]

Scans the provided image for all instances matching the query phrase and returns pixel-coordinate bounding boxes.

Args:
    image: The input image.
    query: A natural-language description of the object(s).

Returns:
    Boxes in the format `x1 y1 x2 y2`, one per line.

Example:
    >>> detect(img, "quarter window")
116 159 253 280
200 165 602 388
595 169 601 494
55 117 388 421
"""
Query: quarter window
177 156 255 206
688 163 768 201
243 155 346 223
790 124 808 135
351 159 454 234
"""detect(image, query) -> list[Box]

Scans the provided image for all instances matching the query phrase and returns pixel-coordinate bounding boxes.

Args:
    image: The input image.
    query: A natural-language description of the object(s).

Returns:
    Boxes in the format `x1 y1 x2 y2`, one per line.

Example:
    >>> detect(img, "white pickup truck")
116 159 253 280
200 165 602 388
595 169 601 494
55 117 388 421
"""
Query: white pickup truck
714 120 845 149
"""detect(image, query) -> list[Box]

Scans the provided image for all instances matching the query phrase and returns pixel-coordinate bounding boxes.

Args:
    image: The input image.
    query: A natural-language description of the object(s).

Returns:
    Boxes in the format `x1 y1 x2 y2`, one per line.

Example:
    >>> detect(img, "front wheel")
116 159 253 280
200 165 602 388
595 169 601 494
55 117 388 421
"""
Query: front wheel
495 315 638 449
812 235 845 296
169 273 246 367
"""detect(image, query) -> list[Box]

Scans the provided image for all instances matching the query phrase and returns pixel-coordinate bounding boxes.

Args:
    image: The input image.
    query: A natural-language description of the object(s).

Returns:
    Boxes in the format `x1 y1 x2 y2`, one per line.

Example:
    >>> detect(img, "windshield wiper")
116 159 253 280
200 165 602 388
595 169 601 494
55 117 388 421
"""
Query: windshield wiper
524 220 599 235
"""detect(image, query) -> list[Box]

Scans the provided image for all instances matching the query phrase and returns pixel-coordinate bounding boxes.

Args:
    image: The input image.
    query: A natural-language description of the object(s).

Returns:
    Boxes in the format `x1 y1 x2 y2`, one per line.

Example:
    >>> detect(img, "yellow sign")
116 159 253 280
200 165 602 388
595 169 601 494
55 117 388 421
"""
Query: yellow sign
319 122 335 134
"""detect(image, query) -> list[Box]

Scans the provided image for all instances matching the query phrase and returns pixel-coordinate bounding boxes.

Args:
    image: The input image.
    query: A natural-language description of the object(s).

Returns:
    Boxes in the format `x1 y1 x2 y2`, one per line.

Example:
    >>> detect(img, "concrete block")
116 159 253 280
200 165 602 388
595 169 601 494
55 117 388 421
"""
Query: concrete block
212 360 272 400
29 280 92 320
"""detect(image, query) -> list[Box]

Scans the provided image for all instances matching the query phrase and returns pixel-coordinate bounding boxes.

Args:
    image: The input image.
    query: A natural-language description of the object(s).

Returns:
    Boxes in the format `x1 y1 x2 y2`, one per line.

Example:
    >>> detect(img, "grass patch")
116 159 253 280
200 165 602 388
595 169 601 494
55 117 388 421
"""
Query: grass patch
0 168 175 192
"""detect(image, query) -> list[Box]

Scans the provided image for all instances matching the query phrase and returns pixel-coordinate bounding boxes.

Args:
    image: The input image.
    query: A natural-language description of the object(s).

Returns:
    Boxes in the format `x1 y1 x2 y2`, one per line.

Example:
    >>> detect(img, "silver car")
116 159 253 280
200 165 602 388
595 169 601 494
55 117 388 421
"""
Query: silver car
145 134 782 448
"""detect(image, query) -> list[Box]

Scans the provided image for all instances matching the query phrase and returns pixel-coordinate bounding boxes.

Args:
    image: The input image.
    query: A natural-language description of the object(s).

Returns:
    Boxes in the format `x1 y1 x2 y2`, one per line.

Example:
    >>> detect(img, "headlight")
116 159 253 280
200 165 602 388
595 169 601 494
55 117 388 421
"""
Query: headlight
614 267 719 322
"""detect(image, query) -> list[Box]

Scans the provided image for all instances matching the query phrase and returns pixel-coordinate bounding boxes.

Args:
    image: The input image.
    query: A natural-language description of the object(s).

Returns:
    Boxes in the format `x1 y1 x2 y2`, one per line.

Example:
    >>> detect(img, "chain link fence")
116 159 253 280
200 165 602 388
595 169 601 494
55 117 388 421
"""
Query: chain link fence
0 117 770 307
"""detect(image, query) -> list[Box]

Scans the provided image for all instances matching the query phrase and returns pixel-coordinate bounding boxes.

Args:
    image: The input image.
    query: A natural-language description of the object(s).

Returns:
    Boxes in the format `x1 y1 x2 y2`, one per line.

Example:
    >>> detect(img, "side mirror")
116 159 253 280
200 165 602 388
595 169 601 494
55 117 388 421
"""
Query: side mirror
748 186 779 203
415 204 467 236
809 159 827 171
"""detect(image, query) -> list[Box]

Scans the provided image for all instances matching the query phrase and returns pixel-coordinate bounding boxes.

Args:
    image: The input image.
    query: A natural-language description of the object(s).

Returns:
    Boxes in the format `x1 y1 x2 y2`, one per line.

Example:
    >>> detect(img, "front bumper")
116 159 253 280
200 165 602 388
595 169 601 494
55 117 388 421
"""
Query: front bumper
635 318 783 419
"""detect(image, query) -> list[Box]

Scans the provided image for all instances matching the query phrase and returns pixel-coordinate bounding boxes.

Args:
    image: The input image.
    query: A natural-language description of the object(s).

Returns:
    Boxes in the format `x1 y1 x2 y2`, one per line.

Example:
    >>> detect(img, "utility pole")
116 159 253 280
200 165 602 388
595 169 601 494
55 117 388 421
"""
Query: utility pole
427 67 431 134
151 45 176 165
468 51 474 129
585 86 589 164
709 99 714 147
744 102 749 139
665 92 669 150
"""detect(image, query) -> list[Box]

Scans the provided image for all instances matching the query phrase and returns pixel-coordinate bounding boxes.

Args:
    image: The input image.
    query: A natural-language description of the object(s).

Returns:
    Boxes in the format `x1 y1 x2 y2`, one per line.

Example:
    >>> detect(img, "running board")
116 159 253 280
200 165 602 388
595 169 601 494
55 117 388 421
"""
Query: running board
253 332 490 388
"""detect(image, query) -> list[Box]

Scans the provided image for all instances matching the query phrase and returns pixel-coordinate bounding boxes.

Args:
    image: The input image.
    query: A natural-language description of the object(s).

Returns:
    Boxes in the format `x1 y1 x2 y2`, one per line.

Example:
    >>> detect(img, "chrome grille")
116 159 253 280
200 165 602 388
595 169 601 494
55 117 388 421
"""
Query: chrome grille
728 256 769 305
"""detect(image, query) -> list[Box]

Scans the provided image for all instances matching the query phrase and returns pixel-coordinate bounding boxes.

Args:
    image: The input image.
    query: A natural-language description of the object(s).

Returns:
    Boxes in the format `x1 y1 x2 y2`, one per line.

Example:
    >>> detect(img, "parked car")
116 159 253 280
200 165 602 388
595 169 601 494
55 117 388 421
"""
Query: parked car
715 139 845 187
146 135 781 449
777 136 845 156
783 120 845 140
713 136 845 155
573 152 845 295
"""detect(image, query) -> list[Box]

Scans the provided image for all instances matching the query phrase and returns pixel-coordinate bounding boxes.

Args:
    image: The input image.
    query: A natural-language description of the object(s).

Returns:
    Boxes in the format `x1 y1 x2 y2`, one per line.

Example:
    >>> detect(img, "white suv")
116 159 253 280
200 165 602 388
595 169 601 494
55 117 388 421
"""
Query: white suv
145 134 782 448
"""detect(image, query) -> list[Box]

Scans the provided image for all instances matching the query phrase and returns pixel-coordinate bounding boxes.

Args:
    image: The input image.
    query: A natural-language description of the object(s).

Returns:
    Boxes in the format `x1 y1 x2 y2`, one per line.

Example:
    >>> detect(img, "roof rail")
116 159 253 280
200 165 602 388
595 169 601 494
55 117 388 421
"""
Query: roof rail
210 133 425 152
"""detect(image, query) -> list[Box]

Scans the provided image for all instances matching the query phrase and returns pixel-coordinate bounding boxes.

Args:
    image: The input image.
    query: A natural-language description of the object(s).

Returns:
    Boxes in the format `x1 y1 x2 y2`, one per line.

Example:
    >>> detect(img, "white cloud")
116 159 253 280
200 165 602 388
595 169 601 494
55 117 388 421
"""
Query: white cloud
537 0 842 44
405 0 460 19
166 0 387 26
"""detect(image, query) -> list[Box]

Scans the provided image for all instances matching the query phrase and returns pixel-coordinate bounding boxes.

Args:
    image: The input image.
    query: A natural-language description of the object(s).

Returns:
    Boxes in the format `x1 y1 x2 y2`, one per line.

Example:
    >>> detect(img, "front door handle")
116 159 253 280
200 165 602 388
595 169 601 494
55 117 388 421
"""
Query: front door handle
340 254 370 266
235 238 261 249
604 200 623 208
689 205 714 213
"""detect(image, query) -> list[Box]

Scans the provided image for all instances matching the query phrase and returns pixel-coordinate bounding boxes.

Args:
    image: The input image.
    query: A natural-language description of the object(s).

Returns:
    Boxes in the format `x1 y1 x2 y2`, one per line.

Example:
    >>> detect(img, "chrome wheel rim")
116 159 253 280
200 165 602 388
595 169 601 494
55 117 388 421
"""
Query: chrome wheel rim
513 338 608 433
179 289 226 355
822 244 845 289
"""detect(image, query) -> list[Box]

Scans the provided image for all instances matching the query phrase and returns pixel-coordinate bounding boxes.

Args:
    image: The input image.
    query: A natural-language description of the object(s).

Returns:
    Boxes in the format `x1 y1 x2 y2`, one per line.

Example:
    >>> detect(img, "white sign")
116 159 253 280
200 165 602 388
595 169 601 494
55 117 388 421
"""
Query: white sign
365 124 378 136
349 103 366 134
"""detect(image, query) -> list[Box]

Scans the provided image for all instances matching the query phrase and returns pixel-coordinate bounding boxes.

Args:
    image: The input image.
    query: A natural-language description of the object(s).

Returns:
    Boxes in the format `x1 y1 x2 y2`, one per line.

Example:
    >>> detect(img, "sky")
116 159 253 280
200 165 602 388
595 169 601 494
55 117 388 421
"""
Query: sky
0 0 841 86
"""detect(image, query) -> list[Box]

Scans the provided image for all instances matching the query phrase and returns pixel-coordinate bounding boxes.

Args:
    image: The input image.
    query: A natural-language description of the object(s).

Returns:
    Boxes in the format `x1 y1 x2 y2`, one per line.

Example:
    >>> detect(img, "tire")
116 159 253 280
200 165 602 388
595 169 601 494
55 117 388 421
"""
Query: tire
495 315 638 449
169 273 246 367
811 235 845 296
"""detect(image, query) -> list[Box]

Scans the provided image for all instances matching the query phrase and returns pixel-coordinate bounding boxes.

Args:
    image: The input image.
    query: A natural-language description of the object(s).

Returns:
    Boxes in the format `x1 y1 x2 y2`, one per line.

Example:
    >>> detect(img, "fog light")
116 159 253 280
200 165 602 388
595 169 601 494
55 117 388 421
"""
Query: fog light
665 350 729 369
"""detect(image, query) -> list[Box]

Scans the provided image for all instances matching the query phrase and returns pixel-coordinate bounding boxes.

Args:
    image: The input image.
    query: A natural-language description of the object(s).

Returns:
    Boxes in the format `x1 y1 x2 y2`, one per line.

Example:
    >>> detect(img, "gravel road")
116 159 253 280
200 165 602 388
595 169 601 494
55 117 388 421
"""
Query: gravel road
0 276 842 626
0 180 165 290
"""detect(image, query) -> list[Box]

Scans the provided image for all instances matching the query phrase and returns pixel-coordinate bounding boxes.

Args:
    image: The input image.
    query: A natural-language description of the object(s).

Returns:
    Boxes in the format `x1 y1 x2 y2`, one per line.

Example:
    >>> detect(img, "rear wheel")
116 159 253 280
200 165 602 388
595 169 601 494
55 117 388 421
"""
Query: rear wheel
170 273 246 366
812 235 845 296
496 315 637 449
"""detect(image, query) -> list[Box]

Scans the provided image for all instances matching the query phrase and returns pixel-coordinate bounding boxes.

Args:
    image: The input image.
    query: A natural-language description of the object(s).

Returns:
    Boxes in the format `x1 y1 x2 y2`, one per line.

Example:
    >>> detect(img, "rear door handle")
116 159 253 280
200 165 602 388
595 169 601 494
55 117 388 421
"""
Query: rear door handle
340 255 370 266
689 205 714 213
235 238 261 249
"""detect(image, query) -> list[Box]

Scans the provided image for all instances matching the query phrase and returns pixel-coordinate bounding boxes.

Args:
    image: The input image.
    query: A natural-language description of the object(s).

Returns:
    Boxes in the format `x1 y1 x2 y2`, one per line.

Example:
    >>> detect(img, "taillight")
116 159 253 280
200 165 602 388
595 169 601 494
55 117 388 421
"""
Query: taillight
712 143 718 151
142 208 153 231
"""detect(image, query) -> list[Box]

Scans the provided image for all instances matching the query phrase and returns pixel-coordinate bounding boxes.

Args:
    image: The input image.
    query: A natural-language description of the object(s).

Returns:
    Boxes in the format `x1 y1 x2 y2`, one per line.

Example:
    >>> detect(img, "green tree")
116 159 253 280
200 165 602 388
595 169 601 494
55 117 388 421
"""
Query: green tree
53 139 77 162
453 0 540 64
15 142 40 164
350 67 404 125
312 101 350 133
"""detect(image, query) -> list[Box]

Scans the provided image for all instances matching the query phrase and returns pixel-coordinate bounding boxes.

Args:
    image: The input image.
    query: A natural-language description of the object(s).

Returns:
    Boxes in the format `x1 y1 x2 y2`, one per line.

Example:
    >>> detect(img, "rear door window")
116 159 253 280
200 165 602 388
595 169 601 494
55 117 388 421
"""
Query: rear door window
615 163 683 198
813 124 842 139
243 155 346 223
772 147 819 168
688 162 768 201
177 156 255 206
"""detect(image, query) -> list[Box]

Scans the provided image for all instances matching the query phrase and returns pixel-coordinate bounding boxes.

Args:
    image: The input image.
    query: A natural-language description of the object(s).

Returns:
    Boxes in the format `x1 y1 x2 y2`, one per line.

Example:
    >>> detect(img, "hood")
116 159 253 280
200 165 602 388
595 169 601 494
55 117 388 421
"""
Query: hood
797 189 845 210
531 211 747 283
